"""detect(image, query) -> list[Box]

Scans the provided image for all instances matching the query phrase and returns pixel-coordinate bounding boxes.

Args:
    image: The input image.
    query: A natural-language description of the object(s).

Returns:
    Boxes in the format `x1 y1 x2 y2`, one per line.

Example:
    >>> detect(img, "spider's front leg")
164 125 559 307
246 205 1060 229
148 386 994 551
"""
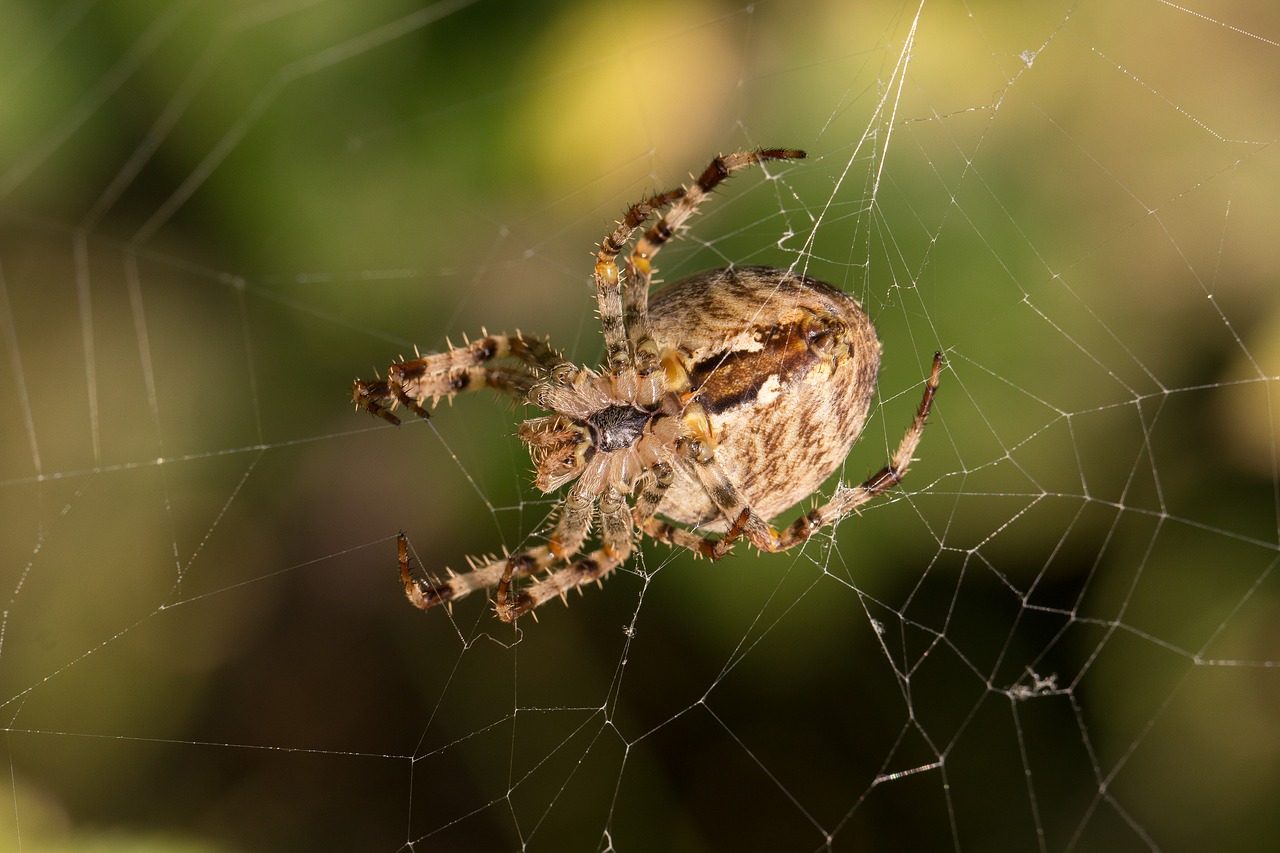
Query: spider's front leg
352 333 562 425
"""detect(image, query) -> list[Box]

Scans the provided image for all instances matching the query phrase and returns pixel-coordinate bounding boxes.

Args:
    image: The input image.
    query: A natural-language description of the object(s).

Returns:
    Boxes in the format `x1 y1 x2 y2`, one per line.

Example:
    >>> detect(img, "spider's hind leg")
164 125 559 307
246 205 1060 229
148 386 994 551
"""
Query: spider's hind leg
677 352 942 554
769 351 944 550
631 461 739 560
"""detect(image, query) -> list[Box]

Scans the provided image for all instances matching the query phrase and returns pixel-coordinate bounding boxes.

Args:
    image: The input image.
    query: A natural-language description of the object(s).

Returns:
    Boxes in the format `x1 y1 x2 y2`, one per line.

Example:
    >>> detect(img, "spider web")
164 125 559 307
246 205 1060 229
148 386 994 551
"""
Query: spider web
1 0 1278 850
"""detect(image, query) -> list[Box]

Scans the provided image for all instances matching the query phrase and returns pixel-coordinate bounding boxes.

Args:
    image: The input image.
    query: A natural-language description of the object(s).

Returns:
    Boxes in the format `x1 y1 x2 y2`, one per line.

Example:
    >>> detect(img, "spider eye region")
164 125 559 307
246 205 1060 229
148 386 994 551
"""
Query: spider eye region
587 404 650 453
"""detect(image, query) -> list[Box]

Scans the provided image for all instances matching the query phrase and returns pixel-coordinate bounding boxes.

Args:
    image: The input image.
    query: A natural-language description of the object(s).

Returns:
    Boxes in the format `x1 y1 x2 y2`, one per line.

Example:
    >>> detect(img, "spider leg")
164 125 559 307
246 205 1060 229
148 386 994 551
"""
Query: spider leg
494 477 596 621
631 460 737 560
677 352 942 552
598 486 635 563
394 364 534 417
624 148 806 374
768 351 943 550
595 189 685 374
684 452 787 553
398 483 610 621
399 534 552 611
503 547 626 621
353 333 563 424
502 485 635 619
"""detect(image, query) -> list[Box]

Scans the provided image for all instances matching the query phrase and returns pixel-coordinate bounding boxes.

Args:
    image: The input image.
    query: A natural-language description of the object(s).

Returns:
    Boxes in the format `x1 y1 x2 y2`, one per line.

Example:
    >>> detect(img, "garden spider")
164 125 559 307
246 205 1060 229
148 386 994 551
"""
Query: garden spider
353 148 942 622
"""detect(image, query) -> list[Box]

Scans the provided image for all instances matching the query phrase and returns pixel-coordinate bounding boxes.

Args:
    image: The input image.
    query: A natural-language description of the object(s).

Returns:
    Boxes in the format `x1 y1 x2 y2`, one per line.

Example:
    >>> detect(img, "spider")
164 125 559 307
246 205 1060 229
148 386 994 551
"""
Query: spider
353 148 943 622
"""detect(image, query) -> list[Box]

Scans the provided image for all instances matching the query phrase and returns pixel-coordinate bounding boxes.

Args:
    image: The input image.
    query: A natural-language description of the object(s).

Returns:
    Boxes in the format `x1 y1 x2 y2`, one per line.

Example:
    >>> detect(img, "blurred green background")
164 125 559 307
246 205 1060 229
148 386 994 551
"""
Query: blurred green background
1 1 1278 850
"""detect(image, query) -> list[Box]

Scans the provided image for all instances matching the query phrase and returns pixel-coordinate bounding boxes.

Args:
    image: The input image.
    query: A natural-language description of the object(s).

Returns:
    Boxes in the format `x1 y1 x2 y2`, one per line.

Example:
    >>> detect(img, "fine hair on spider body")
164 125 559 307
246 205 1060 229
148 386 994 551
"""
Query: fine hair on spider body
353 148 943 622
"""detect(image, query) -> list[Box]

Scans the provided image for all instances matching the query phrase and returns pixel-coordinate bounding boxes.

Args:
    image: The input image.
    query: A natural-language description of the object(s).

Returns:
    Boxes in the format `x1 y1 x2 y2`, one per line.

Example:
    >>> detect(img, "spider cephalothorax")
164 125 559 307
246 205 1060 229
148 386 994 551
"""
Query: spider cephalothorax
353 148 942 622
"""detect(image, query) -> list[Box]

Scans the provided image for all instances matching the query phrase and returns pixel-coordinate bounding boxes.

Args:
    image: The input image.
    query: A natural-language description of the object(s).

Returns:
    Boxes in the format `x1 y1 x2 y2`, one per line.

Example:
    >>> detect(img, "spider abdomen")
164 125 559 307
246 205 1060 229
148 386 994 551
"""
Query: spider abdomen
648 265 881 530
